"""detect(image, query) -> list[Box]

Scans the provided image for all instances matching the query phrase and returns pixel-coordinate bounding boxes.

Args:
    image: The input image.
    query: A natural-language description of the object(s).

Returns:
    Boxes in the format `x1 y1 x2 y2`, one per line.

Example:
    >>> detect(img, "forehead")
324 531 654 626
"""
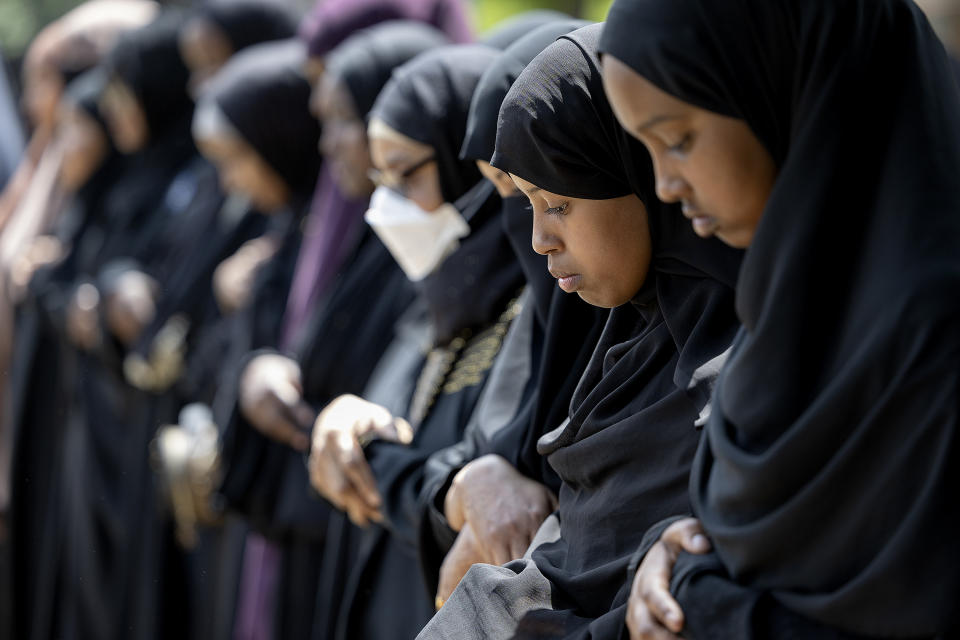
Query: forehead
368 120 432 166
509 173 561 199
602 55 696 126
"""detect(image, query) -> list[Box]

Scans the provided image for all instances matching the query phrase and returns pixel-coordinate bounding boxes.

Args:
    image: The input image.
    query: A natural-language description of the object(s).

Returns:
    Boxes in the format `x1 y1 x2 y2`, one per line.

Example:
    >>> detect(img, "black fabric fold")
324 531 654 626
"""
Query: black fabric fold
202 39 321 198
325 20 449 120
600 0 960 636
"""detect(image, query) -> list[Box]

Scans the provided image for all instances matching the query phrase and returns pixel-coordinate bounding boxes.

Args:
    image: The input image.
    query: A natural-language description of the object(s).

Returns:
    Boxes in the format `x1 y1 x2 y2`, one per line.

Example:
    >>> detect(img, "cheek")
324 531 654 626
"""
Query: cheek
586 215 651 301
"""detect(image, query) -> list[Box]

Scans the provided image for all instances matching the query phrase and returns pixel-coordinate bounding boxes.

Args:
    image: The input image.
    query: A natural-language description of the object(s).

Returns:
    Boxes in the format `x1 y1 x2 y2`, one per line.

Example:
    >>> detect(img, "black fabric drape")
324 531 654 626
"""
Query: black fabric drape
202 39 321 198
325 20 450 120
479 9 572 50
461 19 590 166
195 0 298 52
106 11 194 144
600 0 960 636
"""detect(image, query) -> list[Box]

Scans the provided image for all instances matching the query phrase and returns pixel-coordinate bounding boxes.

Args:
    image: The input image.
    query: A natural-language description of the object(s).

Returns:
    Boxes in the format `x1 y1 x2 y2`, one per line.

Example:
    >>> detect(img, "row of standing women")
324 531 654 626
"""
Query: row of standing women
1 0 958 639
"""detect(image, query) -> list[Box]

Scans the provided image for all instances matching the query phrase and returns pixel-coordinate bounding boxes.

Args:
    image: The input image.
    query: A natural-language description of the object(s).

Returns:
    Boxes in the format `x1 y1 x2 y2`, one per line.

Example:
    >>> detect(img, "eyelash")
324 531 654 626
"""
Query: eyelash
523 202 569 216
668 134 692 154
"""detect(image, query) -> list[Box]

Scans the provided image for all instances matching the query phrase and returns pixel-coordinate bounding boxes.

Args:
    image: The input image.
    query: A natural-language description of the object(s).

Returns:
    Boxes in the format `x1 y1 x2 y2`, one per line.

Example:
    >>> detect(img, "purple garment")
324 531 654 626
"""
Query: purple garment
233 533 281 640
279 165 368 350
299 0 473 57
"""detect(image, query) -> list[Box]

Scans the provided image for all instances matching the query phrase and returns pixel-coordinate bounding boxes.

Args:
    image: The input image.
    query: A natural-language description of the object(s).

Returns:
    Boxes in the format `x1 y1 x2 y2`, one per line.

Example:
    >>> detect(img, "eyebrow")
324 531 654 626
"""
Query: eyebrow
636 113 682 132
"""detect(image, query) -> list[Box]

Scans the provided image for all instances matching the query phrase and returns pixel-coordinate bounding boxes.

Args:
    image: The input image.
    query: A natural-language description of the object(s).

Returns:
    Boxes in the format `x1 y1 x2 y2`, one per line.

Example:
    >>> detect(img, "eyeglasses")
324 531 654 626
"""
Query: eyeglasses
367 154 436 194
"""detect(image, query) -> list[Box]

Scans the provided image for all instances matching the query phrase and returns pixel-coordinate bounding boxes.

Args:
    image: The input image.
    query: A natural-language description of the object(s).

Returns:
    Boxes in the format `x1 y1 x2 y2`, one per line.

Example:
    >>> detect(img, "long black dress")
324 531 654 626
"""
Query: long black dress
600 0 960 637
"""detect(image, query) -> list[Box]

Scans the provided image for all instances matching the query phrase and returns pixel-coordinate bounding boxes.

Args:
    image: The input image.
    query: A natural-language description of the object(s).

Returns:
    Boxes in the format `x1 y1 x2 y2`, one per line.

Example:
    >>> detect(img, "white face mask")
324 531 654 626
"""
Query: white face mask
364 185 470 281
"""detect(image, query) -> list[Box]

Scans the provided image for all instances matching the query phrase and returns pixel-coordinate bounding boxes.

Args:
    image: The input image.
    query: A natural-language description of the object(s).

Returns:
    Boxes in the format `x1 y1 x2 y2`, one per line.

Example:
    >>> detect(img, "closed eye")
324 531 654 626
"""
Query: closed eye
668 134 692 154
546 203 568 216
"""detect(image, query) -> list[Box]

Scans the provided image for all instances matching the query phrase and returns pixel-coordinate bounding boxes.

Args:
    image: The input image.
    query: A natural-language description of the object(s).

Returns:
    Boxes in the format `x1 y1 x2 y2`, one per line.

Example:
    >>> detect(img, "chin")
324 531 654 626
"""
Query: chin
577 290 616 309
716 227 754 249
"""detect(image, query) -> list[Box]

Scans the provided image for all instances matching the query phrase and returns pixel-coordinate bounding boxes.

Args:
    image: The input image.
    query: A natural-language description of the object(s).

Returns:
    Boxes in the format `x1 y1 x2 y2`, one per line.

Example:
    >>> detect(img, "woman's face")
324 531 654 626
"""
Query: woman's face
197 131 289 212
476 160 520 198
314 75 374 198
368 121 444 212
179 17 234 98
100 79 149 153
58 104 109 191
512 174 652 308
602 55 777 249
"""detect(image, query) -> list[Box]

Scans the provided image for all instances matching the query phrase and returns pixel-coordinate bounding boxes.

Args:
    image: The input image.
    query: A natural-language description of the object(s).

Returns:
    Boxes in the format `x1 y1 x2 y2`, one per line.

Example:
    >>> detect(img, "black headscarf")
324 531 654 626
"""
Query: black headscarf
195 0 298 52
370 43 499 204
490 25 741 637
461 19 590 324
200 39 321 199
601 1 960 636
479 9 573 50
325 20 449 120
106 10 194 141
461 19 590 165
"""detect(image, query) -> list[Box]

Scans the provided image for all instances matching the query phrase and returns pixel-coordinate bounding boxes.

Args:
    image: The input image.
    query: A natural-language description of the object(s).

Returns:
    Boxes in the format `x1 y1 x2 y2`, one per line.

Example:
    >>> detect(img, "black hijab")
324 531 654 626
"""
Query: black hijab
106 11 194 142
370 44 498 203
461 19 590 324
461 19 590 165
479 9 573 50
195 0 298 52
200 40 321 200
491 24 742 637
325 20 449 120
370 44 524 345
601 0 960 636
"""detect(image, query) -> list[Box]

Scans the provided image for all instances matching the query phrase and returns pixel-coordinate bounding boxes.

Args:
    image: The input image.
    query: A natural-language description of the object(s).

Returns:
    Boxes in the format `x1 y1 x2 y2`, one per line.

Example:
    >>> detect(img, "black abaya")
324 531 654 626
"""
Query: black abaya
601 1 960 636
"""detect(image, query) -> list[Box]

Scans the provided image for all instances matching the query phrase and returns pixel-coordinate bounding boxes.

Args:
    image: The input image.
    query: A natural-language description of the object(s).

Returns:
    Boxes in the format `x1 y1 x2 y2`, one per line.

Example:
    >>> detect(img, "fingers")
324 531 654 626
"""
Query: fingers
444 471 466 532
437 524 484 604
662 517 710 555
333 430 382 510
636 541 684 633
260 393 310 451
308 446 381 526
626 591 682 640
391 417 414 444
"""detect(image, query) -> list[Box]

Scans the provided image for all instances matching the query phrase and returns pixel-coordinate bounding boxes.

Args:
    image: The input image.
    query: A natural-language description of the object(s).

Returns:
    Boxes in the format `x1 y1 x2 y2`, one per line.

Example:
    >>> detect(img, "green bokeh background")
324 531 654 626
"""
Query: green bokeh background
0 0 613 59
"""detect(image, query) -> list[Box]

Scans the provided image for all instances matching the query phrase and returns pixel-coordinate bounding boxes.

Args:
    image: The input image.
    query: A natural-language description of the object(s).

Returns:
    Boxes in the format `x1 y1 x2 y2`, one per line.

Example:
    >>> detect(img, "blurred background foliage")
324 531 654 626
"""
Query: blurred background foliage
0 0 613 60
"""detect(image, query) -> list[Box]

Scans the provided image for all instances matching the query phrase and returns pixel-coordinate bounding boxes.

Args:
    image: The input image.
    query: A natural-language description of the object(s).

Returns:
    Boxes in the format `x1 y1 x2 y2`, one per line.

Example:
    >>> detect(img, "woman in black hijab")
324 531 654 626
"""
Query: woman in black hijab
417 17 606 601
179 0 299 95
11 14 223 640
307 43 527 640
317 20 450 198
417 23 742 640
5 68 126 640
598 1 960 638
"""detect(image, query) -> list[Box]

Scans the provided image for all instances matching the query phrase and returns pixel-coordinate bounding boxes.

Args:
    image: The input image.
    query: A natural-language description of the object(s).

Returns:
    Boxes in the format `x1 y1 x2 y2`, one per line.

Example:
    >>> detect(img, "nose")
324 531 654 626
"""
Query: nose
531 211 562 255
653 155 687 204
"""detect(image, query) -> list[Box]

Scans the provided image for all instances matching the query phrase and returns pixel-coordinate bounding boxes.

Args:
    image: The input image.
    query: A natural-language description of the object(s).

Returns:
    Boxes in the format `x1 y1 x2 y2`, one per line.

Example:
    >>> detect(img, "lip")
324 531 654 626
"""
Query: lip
549 268 582 293
682 203 719 237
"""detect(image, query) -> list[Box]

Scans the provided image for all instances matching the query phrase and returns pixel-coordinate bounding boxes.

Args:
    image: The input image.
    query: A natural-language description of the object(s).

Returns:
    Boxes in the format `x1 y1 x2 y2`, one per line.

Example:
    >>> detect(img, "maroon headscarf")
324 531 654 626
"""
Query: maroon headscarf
298 0 473 57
